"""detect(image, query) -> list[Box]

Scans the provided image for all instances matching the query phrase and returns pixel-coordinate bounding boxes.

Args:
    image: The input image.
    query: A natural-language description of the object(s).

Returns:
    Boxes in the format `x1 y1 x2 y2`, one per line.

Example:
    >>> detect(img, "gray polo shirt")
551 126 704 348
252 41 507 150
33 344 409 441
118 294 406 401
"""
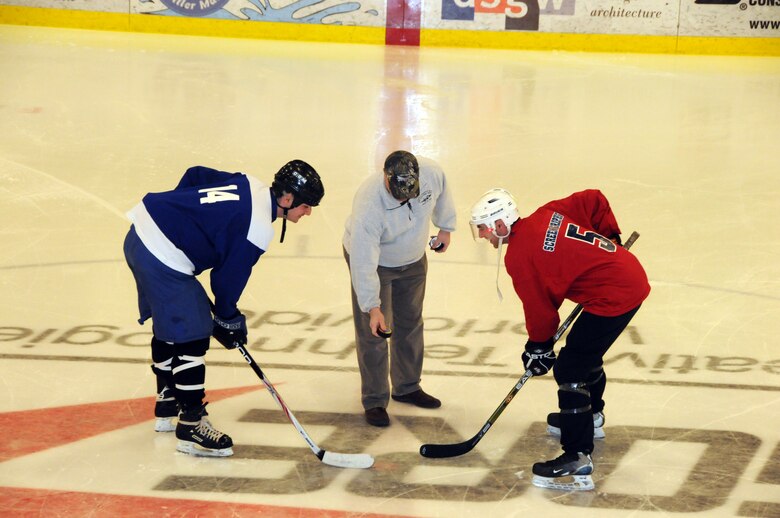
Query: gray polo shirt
343 157 457 313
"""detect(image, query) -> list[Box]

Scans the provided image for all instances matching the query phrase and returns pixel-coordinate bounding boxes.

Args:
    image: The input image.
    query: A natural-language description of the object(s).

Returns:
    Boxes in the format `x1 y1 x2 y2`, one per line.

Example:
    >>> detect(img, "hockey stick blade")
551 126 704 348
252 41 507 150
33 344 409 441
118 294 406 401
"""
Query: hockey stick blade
420 370 533 459
419 434 482 459
236 344 375 469
321 451 375 469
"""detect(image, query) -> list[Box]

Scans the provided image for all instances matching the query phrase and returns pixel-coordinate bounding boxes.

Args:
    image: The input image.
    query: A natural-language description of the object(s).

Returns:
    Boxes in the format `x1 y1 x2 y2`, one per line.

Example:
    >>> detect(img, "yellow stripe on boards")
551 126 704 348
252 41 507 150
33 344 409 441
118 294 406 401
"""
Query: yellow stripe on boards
676 35 780 57
0 5 132 32
421 28 780 56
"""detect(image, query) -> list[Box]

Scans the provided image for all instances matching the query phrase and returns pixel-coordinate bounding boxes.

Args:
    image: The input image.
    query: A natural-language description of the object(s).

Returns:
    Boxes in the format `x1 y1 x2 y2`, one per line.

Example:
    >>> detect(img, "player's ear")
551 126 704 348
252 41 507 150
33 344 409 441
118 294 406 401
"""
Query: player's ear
278 192 294 209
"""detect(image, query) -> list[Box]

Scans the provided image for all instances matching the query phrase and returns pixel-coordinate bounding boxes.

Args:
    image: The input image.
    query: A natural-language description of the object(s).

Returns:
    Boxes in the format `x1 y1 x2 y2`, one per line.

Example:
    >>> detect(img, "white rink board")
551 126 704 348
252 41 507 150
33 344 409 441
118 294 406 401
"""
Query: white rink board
2 0 779 38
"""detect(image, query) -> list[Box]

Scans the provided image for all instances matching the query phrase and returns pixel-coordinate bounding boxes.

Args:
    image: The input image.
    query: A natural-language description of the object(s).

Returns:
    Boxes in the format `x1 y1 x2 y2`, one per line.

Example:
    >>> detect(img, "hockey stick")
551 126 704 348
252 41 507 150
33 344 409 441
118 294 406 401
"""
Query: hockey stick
210 298 374 468
419 231 640 459
236 344 375 469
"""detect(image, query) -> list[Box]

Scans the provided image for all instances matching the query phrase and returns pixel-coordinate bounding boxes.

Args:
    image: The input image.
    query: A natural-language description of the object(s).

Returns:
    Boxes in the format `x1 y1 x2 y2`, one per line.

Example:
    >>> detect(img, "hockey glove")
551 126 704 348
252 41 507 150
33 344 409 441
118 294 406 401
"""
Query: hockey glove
213 312 247 350
522 339 556 376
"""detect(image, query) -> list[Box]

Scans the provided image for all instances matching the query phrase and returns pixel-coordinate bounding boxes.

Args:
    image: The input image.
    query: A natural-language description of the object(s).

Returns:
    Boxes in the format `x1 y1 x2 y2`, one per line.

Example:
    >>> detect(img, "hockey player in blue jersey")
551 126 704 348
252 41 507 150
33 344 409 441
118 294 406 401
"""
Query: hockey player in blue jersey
123 160 324 457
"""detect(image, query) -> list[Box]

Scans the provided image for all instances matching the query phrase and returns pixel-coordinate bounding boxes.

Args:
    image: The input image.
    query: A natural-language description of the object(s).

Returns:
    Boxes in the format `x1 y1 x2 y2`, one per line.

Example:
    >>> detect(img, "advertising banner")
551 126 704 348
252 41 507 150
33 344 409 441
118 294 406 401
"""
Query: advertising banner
428 0 679 35
0 0 127 12
129 0 387 27
680 0 780 37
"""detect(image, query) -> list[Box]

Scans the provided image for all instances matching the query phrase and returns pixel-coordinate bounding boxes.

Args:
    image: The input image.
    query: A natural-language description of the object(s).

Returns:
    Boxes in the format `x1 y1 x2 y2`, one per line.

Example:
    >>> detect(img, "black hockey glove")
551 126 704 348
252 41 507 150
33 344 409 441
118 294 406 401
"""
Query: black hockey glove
213 312 247 350
522 339 556 376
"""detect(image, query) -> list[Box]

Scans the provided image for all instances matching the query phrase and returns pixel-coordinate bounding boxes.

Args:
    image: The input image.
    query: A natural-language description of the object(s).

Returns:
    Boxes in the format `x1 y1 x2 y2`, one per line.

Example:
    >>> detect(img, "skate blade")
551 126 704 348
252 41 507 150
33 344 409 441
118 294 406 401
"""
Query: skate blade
176 440 234 457
546 425 605 440
154 417 176 433
532 474 595 491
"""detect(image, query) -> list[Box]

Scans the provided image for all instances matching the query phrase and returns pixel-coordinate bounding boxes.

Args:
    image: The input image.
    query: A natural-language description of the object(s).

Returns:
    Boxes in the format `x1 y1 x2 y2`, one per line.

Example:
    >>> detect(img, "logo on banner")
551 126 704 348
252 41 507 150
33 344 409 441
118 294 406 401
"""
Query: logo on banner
693 0 780 31
159 0 231 16
442 0 574 31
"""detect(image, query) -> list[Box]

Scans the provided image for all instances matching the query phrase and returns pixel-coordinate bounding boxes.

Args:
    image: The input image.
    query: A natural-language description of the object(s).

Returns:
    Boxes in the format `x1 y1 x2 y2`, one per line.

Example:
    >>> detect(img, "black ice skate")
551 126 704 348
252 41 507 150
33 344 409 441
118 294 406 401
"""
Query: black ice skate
175 404 233 457
154 386 179 433
531 451 594 491
546 411 605 439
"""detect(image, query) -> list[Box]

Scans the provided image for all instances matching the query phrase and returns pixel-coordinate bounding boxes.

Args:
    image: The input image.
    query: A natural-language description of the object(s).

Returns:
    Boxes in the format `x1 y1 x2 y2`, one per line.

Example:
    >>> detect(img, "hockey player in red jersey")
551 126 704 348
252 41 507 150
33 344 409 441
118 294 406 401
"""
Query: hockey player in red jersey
470 188 650 490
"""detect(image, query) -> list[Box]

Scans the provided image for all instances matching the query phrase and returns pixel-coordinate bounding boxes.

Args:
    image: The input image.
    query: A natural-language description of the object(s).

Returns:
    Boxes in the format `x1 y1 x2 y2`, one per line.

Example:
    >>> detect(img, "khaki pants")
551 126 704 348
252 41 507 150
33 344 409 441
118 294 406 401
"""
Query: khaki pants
344 248 428 410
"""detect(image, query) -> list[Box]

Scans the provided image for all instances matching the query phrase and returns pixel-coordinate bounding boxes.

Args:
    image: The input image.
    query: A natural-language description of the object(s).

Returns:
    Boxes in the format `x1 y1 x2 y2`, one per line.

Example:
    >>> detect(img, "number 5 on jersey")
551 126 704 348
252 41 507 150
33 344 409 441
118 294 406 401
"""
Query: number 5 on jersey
565 224 617 252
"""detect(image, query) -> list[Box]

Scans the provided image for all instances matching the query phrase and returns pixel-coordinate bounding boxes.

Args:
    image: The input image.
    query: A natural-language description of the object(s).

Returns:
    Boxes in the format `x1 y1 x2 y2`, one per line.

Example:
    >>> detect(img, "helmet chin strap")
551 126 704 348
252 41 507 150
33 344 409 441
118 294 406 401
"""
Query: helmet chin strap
493 225 511 302
280 208 289 243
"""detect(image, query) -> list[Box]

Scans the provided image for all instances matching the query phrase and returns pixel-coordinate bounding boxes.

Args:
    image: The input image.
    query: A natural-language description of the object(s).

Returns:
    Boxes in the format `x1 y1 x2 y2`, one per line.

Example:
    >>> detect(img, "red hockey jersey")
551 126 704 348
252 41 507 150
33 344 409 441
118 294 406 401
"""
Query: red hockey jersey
504 189 650 342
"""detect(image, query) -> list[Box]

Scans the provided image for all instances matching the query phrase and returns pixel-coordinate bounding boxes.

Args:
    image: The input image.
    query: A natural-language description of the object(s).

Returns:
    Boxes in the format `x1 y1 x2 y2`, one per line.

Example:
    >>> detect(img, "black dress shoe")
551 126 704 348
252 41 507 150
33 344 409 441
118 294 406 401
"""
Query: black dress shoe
391 389 441 409
365 407 390 427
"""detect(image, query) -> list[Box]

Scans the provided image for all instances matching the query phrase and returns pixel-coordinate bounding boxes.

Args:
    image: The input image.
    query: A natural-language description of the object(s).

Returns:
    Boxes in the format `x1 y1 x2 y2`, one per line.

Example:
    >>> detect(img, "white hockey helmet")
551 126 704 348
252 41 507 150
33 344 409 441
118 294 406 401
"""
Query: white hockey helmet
469 188 520 240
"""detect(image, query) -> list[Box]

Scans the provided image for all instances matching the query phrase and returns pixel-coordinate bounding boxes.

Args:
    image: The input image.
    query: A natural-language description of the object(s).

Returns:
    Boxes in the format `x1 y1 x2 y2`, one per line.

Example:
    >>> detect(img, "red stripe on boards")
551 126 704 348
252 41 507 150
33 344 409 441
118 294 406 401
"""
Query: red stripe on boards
385 0 421 46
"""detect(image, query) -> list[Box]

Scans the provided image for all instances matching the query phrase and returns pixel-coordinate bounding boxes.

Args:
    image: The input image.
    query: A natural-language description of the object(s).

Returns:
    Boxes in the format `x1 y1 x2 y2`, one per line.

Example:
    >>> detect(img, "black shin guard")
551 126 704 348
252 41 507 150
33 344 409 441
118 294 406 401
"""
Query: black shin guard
558 382 594 454
587 368 607 414
151 337 175 393
171 337 210 408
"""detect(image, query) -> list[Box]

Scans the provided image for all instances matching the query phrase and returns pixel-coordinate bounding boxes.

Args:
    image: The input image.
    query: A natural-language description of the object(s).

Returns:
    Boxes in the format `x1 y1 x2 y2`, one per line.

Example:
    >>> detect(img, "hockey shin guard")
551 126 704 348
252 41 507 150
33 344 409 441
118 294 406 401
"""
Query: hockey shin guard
558 382 594 454
171 338 210 409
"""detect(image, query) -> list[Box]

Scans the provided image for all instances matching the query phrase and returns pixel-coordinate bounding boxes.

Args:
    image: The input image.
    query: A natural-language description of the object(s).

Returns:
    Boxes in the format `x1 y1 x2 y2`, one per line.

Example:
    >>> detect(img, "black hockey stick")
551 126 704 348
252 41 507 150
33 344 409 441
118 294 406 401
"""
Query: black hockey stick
236 343 375 469
419 231 640 459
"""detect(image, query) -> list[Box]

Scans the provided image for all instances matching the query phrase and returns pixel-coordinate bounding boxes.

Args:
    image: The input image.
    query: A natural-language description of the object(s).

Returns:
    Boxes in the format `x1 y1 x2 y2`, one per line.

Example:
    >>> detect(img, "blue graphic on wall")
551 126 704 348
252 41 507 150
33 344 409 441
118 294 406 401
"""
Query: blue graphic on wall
156 0 229 16
143 0 365 23
442 0 474 20
440 0 575 31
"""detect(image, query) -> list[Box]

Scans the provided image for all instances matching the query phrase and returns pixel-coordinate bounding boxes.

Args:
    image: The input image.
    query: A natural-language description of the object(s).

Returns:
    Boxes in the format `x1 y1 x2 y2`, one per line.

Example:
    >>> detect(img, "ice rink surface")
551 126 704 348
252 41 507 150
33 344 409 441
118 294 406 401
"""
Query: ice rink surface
1 24 779 517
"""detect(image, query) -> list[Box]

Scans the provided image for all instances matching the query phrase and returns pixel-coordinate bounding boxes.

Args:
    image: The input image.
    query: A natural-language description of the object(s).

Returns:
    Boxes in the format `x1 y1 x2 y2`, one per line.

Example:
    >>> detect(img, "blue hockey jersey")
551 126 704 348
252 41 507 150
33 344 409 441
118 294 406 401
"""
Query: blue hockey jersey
127 166 276 319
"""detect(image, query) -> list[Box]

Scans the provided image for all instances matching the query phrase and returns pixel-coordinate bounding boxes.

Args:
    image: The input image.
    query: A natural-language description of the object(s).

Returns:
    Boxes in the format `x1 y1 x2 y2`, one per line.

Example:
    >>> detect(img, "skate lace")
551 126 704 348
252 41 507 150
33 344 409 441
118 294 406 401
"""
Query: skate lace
548 451 583 467
196 419 224 441
553 451 575 463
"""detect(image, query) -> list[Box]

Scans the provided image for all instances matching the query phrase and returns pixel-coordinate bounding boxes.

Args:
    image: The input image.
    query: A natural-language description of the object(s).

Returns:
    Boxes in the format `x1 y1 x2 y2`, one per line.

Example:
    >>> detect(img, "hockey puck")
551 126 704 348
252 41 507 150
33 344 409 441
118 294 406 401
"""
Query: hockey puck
377 328 392 339
429 236 444 251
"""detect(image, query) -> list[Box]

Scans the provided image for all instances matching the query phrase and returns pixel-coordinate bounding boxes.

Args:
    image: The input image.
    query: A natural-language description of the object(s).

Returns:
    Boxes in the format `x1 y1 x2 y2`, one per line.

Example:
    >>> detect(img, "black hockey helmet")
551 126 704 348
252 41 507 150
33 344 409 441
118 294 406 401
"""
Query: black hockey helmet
384 151 420 200
271 160 324 207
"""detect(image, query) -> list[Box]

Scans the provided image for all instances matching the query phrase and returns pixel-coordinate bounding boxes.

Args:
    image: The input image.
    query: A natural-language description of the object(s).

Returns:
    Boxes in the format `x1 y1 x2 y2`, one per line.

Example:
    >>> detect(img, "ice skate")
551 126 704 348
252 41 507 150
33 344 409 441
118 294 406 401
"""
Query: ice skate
154 386 179 433
175 404 233 457
546 411 605 439
531 451 594 491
